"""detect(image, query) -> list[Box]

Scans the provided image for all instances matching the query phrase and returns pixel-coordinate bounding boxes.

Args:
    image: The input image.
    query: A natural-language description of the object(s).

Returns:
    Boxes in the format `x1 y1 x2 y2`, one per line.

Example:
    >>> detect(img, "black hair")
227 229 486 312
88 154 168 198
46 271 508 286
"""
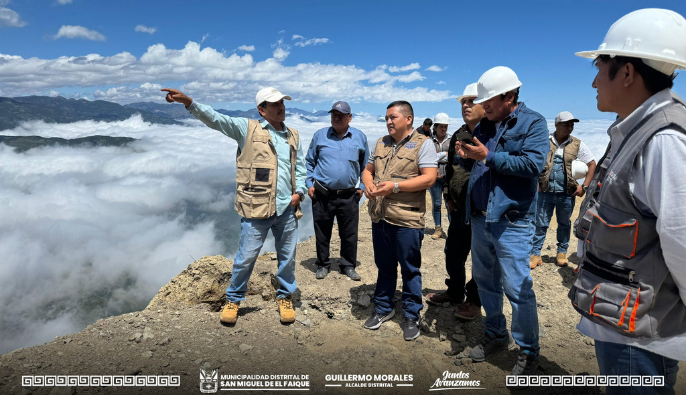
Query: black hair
499 87 520 104
387 100 415 119
423 117 433 126
593 55 675 94
258 101 267 109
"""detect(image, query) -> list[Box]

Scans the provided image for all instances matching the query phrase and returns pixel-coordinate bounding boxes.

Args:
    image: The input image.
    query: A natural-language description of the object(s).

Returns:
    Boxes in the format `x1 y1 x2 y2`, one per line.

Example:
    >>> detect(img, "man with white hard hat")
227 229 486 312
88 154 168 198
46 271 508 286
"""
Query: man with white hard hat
529 111 596 269
455 67 549 376
429 112 451 239
162 86 307 325
569 8 686 393
425 83 483 321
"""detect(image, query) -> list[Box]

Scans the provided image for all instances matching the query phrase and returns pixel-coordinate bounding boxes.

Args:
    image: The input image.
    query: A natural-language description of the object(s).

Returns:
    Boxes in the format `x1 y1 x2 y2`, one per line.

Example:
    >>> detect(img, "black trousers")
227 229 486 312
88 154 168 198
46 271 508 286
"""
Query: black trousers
312 190 360 271
444 210 481 306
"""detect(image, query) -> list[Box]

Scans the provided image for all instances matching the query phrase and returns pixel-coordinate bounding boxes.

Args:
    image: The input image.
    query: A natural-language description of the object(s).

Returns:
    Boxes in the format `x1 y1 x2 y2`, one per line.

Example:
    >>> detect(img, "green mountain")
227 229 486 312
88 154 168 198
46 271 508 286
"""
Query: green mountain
0 96 181 131
0 135 136 153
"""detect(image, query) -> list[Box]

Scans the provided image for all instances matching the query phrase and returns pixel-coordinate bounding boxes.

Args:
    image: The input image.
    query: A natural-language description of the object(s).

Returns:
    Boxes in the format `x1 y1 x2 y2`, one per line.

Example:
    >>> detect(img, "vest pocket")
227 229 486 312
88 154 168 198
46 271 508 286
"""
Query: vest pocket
384 200 422 223
253 168 271 184
571 268 642 335
235 188 271 218
586 205 639 258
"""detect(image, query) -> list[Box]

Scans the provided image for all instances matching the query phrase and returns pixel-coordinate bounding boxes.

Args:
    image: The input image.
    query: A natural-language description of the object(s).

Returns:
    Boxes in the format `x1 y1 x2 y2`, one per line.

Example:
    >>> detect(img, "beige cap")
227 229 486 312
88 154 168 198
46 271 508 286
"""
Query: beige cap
255 87 291 107
555 111 579 124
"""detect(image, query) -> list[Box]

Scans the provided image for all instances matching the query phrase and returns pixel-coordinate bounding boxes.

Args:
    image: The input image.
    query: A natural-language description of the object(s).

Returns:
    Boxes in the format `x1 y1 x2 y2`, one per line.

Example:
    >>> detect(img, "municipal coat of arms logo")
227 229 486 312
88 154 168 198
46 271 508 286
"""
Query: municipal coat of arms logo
200 369 218 393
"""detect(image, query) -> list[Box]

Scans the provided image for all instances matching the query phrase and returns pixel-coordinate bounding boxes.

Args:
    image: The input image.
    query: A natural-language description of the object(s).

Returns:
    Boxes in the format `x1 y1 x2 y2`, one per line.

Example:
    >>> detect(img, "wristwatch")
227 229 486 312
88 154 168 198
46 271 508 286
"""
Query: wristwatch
393 182 400 193
582 184 588 192
296 191 305 201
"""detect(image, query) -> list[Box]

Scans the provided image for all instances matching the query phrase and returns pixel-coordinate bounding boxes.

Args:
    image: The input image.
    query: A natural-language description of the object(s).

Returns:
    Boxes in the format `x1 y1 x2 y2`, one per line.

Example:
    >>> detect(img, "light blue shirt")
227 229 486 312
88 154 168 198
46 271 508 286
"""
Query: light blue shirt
188 101 307 216
306 126 369 190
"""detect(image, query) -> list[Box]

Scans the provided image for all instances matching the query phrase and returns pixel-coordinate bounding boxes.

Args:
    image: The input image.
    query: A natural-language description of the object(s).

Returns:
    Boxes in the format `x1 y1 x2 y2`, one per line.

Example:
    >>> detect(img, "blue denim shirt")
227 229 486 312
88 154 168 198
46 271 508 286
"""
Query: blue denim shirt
305 126 369 190
460 102 549 223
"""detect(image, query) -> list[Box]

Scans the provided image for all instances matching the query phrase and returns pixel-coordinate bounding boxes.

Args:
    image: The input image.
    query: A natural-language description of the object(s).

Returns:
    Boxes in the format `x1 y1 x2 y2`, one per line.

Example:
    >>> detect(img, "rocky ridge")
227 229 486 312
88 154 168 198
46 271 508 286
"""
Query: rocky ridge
1 199 684 394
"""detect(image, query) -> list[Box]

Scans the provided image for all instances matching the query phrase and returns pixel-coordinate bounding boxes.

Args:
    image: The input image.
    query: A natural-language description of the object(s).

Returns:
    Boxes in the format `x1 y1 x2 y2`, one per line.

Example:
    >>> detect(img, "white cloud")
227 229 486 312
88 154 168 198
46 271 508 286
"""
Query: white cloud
201 33 209 44
0 4 26 28
57 0 72 4
388 63 420 73
397 71 425 83
272 47 289 61
292 35 330 47
0 41 451 103
426 65 446 72
53 25 106 41
134 24 157 34
237 45 255 52
436 81 446 85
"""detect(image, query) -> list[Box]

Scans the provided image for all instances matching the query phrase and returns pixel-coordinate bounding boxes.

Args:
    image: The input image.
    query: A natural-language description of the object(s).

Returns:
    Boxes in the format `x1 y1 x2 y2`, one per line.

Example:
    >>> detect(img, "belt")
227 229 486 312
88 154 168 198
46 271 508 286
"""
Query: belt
329 188 357 195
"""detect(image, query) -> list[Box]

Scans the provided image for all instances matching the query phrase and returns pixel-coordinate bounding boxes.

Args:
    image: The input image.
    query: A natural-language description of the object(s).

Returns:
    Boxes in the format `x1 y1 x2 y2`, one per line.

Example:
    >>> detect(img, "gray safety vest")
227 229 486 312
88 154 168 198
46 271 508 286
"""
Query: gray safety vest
570 92 686 339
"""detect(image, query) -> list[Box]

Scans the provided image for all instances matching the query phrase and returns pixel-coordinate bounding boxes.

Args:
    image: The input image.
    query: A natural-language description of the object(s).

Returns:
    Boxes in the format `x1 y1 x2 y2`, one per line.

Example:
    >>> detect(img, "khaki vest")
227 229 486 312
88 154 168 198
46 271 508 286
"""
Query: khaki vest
570 93 686 339
234 119 303 220
539 136 580 195
368 131 428 229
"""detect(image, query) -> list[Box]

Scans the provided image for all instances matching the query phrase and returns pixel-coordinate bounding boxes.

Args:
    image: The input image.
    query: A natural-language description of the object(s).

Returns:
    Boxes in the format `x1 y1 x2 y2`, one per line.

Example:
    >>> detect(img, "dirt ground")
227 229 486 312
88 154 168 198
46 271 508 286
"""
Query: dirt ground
1 197 684 395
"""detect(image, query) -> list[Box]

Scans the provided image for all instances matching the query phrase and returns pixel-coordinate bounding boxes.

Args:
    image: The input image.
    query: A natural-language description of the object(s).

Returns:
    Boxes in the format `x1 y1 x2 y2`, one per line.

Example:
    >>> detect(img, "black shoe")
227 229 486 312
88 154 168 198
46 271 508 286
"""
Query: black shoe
511 350 539 376
315 267 329 279
401 317 420 341
469 331 515 362
343 267 361 281
363 310 395 330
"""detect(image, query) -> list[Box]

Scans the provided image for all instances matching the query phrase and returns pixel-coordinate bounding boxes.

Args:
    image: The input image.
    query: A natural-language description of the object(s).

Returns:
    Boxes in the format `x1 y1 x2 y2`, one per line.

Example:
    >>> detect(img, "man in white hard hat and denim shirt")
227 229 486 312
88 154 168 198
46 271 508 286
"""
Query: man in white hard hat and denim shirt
529 111 596 269
161 86 307 326
570 8 686 394
455 66 549 377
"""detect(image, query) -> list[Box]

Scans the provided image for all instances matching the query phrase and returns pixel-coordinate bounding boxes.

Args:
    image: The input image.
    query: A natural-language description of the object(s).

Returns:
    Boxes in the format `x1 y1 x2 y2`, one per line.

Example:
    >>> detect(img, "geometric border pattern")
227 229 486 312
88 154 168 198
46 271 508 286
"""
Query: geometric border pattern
505 375 665 387
22 376 181 387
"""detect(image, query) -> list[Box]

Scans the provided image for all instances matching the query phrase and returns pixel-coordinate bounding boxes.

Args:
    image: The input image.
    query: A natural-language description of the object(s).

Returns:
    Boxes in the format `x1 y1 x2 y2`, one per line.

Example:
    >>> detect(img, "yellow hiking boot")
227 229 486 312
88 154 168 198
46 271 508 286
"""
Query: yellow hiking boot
556 253 569 267
529 255 542 269
277 296 295 323
432 226 445 239
220 301 240 324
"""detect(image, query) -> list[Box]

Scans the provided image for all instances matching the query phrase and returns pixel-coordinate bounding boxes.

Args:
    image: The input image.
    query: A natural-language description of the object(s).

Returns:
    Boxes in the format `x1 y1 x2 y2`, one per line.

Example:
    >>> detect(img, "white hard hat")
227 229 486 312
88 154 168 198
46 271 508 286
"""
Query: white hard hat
433 112 450 125
456 83 478 103
474 66 522 104
576 8 686 75
255 87 291 107
571 160 589 180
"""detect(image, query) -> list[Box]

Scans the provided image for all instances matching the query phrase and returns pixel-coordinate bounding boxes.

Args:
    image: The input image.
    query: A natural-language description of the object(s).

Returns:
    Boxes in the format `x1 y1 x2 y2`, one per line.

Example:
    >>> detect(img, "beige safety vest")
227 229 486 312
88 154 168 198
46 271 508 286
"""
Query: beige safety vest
539 136 581 195
234 119 303 220
368 131 428 229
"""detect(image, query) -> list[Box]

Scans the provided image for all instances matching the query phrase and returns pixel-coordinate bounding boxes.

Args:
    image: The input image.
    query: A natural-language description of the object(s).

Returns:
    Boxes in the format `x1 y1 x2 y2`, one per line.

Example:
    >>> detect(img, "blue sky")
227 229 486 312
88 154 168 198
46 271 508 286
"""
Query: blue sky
1 0 685 120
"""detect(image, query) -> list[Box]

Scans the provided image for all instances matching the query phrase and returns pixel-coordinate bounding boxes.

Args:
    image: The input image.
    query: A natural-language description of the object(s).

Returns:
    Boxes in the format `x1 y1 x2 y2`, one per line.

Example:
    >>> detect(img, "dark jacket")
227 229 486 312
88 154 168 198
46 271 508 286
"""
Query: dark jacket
460 102 549 223
443 124 472 211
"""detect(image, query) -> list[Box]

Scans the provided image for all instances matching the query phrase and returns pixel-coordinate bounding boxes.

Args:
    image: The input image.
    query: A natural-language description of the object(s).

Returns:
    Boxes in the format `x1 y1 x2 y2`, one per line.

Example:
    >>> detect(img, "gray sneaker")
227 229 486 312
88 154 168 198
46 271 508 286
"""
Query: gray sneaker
363 310 395 330
401 317 420 341
511 350 539 376
469 331 516 362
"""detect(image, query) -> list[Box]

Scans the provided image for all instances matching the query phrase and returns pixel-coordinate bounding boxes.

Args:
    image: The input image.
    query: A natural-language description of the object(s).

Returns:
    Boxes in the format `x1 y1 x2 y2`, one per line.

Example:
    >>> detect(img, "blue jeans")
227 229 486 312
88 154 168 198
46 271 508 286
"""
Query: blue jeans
371 220 424 320
226 206 298 302
470 213 539 353
429 178 449 227
531 191 575 255
595 340 679 395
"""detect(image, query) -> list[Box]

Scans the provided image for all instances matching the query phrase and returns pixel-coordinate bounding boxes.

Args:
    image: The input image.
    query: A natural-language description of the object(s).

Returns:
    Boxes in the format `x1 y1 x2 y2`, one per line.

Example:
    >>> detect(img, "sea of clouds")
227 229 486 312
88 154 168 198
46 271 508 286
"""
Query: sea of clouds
0 110 612 353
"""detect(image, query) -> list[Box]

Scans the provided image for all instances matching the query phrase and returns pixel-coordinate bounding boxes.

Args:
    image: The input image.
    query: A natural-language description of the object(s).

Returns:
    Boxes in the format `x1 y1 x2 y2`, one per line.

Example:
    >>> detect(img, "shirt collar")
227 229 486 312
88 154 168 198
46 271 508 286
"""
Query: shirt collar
610 88 673 139
496 102 525 130
327 126 352 139
261 119 287 133
549 133 572 148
